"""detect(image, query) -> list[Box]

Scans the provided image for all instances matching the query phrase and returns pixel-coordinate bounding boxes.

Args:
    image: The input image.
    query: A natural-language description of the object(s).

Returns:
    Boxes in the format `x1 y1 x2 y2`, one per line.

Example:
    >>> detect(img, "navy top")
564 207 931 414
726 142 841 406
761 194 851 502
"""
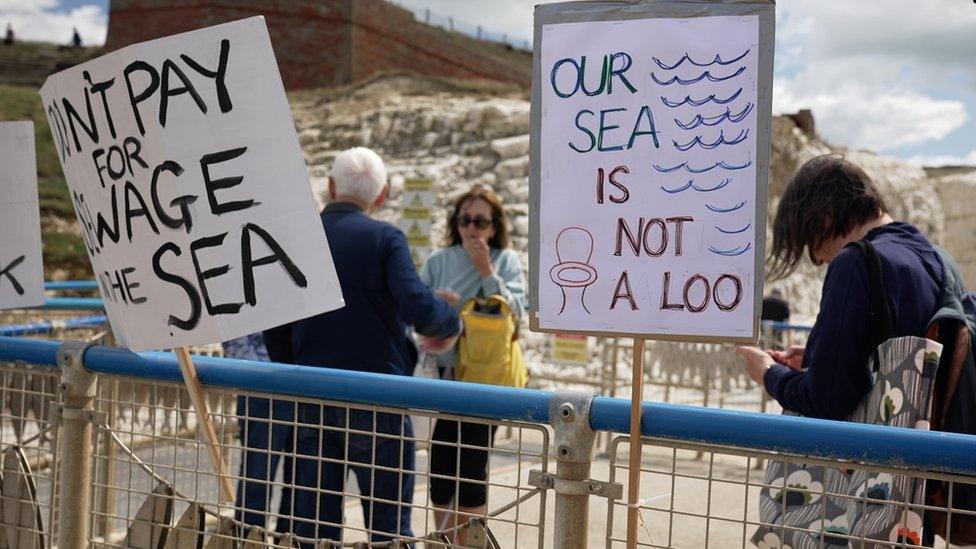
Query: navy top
764 222 943 420
263 202 460 376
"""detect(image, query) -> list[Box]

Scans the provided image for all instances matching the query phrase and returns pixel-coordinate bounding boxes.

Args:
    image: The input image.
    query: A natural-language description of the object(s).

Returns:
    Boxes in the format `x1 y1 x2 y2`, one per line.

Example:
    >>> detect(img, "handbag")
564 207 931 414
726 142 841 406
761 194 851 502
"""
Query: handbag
456 294 528 388
752 240 943 548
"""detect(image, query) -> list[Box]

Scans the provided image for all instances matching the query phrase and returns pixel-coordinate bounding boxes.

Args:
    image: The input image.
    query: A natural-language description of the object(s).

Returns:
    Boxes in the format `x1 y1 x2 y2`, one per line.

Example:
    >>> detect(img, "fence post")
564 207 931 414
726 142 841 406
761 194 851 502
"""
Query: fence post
549 391 597 549
57 340 96 549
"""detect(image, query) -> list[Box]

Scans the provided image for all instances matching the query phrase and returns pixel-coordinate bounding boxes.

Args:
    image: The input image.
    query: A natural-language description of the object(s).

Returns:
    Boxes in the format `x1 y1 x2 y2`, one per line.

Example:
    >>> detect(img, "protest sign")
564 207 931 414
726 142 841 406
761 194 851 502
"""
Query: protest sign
40 16 346 502
530 3 775 546
530 2 775 344
0 121 45 310
39 16 343 352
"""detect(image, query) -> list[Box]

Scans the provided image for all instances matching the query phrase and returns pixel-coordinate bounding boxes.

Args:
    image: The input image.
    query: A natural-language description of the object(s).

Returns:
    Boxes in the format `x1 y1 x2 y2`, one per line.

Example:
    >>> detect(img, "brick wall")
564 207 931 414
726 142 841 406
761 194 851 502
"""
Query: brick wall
106 0 530 90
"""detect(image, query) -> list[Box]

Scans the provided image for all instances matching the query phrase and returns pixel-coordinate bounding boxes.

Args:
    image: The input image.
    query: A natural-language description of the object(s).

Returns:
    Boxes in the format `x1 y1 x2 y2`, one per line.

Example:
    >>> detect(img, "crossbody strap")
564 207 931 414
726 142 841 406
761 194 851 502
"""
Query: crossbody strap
855 239 894 371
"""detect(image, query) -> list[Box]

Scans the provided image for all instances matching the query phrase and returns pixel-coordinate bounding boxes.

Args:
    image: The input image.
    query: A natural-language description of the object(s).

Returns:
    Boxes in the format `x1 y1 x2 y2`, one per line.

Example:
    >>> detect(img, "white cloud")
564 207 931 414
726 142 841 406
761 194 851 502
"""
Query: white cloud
774 2 972 153
774 63 968 152
906 149 976 168
0 1 106 46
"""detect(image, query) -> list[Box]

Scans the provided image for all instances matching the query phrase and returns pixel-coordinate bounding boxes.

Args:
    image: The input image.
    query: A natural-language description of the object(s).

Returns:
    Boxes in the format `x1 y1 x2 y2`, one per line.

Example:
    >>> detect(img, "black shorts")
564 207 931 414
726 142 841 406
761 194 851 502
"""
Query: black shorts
428 419 498 508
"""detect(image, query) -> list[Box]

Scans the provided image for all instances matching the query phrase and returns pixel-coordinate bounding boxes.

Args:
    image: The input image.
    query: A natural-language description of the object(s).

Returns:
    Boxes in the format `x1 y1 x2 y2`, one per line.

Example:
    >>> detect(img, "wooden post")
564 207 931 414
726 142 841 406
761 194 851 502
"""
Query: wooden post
626 337 645 549
175 347 235 502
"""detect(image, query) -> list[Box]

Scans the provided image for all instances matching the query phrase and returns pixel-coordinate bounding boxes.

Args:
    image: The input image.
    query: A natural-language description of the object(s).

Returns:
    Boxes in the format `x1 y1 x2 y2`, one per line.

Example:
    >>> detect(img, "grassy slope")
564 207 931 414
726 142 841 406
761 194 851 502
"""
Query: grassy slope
0 83 91 278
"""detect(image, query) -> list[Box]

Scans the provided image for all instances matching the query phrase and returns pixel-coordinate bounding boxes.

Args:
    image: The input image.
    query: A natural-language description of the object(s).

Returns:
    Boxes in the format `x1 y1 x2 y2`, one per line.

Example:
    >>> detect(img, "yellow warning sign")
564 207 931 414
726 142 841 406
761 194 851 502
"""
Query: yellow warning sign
404 178 434 192
550 333 589 364
407 222 431 247
402 206 432 220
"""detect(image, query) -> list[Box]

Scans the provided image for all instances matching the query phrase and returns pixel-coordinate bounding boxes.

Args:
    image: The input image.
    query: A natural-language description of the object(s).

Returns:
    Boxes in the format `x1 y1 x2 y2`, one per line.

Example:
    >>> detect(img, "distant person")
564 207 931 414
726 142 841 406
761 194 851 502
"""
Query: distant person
263 147 460 545
224 333 296 538
71 27 81 48
419 185 527 544
760 288 790 323
4 24 13 46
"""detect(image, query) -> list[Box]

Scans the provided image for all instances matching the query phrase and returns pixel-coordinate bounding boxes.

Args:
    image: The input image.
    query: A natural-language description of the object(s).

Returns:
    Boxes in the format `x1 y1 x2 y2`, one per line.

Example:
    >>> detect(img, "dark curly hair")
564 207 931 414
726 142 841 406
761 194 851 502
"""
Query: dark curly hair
769 154 888 279
444 185 510 249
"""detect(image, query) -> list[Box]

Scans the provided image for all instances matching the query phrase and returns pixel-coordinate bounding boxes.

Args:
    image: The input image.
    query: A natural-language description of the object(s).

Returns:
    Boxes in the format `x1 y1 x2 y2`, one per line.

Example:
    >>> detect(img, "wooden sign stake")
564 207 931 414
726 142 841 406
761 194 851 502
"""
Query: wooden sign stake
626 337 646 549
175 347 235 503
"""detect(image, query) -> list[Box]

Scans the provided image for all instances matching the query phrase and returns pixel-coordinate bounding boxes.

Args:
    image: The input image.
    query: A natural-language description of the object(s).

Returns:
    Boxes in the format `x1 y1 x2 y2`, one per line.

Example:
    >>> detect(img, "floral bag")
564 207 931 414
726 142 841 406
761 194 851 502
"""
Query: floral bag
753 240 943 548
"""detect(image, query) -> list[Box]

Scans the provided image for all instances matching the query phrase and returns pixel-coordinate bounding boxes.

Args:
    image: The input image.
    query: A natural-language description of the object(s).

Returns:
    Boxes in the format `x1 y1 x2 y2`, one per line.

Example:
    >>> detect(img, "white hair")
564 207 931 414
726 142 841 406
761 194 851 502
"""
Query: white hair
330 147 387 203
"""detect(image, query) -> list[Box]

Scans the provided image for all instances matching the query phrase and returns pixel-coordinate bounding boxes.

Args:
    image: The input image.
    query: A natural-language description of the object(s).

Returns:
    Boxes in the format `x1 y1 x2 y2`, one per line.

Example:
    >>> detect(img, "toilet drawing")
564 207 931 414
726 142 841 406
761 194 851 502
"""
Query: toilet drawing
549 227 599 315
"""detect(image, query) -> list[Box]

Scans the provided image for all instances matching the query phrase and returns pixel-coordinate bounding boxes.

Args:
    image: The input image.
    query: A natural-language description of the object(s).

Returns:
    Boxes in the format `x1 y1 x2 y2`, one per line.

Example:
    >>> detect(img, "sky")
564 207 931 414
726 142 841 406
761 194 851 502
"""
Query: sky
3 0 974 167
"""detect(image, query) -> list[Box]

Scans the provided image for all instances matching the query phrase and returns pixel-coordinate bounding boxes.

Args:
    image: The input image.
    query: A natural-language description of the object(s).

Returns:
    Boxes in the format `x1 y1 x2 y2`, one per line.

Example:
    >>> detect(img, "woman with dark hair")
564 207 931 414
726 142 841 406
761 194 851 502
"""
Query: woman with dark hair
419 185 526 542
735 154 944 420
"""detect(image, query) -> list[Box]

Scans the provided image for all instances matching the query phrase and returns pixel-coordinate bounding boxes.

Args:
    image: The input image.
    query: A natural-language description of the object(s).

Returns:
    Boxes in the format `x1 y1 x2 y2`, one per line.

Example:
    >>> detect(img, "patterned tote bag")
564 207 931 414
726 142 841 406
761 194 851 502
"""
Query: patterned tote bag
752 241 944 548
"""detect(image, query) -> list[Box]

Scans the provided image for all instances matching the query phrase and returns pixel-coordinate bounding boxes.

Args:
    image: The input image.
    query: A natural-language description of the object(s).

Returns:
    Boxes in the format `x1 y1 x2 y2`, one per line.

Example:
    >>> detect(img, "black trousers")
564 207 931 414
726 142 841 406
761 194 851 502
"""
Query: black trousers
428 419 498 507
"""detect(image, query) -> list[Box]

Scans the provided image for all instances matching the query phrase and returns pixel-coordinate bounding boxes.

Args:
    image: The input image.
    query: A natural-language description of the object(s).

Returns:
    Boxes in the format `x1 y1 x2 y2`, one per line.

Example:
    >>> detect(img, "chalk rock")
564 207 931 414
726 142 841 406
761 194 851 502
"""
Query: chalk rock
934 172 976 288
495 155 530 180
490 134 530 159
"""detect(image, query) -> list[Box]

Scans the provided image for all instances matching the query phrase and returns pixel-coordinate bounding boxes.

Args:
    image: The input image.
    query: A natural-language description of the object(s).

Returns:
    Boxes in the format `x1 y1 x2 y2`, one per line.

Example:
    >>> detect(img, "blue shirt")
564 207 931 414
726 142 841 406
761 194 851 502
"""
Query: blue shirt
222 333 269 362
764 222 943 420
263 202 460 376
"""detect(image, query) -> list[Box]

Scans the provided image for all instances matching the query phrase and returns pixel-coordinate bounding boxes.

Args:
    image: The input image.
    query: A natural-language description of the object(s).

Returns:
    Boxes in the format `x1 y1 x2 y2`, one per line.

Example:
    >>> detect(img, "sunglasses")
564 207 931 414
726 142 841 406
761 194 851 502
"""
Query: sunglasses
456 215 493 230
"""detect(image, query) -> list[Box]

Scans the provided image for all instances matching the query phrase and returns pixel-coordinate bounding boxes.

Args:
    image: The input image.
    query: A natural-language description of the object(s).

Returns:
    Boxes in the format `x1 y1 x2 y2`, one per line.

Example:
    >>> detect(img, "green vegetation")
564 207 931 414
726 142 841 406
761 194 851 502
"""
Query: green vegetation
1 83 90 278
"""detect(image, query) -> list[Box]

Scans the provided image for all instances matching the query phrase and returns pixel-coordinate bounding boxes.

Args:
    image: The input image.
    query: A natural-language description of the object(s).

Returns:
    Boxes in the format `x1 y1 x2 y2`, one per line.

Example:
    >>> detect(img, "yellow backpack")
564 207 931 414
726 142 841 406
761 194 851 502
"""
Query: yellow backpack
456 295 528 388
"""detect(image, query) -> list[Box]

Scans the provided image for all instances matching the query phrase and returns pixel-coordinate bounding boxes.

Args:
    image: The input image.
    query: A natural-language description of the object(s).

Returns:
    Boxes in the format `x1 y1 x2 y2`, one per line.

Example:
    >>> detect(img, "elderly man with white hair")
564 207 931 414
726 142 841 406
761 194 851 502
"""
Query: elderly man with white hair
262 147 460 545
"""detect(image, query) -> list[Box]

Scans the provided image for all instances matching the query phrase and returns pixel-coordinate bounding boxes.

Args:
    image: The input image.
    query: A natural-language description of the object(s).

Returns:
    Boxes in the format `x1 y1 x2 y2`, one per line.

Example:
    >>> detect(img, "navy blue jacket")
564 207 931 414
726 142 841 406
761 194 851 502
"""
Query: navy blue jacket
764 222 944 420
263 202 459 376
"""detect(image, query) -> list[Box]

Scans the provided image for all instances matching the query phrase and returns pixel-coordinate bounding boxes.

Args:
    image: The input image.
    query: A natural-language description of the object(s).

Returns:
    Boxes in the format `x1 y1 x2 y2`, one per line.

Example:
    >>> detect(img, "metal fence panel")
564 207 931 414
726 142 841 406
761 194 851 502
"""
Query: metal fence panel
605 435 976 548
86 376 549 547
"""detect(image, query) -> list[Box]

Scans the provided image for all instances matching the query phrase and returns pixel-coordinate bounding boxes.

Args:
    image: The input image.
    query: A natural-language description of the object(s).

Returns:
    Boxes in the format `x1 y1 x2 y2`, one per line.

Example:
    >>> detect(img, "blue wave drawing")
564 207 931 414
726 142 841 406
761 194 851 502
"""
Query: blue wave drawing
693 178 732 192
673 129 749 151
662 178 733 193
674 103 754 130
719 160 752 170
661 180 693 194
708 243 752 256
653 160 752 174
651 66 746 86
715 222 751 234
706 201 747 213
661 88 743 108
652 49 751 70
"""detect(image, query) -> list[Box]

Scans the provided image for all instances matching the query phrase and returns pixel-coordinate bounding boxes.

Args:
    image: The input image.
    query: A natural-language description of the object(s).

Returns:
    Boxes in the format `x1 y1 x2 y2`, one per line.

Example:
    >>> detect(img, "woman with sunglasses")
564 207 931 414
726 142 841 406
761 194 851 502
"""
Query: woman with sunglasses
419 185 526 543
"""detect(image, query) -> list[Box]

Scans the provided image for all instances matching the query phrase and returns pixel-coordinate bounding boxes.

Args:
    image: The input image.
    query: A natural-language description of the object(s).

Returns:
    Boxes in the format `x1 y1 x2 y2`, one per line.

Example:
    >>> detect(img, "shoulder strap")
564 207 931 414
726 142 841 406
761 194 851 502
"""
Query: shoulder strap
855 239 894 369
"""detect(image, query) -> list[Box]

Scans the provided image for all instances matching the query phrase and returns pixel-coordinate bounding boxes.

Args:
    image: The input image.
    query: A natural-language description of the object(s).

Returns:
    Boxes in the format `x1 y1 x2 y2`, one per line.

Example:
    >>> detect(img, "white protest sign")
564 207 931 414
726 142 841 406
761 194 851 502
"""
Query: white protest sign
39 17 344 351
532 10 773 342
0 121 45 310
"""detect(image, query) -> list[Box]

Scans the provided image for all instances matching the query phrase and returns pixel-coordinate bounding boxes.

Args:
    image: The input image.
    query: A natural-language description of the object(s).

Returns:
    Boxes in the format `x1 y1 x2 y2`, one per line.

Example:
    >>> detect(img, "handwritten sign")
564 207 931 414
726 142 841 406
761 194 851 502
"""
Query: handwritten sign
39 17 344 351
530 5 773 342
0 122 45 310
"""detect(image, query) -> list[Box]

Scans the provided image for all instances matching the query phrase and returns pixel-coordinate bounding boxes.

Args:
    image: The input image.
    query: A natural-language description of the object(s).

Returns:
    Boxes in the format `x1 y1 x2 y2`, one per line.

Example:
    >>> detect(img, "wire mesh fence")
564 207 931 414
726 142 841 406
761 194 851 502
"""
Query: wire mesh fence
0 361 59 548
85 375 549 547
2 321 974 548
605 435 976 548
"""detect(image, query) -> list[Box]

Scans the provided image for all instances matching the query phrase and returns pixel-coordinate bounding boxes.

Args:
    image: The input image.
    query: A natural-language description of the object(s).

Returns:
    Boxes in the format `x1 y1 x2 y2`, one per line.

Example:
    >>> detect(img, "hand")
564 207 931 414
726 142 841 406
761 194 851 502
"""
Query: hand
767 345 805 371
462 236 493 277
419 333 459 354
434 289 461 307
734 345 775 384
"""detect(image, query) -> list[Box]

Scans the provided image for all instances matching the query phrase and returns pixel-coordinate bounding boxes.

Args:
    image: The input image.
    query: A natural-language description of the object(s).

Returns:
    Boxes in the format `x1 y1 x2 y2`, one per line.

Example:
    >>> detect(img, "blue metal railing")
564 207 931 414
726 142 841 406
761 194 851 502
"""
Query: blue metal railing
761 319 814 333
33 297 104 310
0 315 107 336
44 280 99 291
1 336 974 477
